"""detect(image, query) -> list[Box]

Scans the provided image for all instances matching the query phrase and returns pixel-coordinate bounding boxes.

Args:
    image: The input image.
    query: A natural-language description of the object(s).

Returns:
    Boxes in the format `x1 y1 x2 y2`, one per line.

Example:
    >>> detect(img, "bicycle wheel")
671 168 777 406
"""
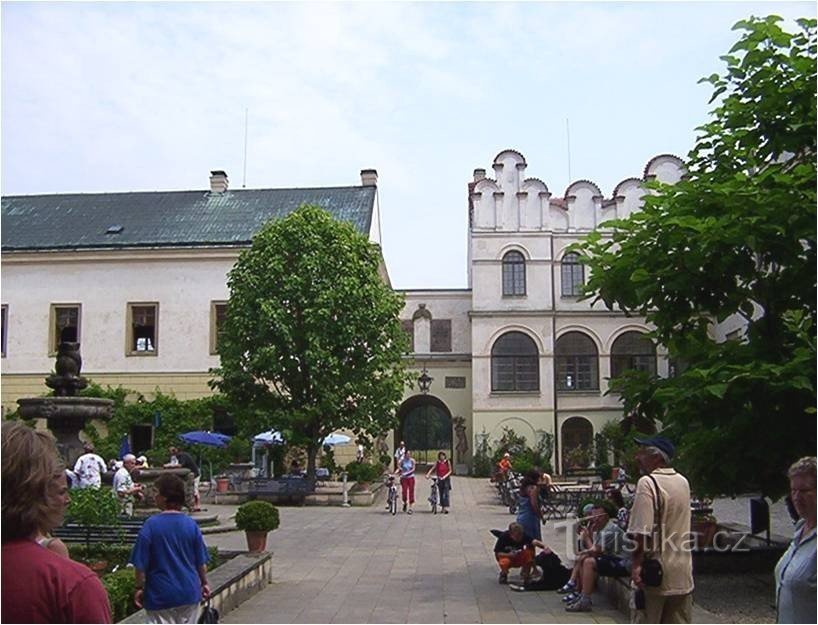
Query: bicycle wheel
390 491 397 515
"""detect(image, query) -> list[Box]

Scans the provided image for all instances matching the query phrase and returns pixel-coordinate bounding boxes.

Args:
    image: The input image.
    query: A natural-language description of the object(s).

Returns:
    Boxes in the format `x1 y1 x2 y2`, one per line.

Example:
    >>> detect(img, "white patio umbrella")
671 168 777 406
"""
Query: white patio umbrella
323 433 352 446
253 430 285 445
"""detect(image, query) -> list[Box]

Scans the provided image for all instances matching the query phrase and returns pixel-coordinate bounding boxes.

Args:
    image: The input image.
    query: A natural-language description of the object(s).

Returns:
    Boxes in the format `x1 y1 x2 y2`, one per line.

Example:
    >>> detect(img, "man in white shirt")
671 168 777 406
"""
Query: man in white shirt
112 454 143 516
394 440 407 470
73 442 107 489
627 436 693 624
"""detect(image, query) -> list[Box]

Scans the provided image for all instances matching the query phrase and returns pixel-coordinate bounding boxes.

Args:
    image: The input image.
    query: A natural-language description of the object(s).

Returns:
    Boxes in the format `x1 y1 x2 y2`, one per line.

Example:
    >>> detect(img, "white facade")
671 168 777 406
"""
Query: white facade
3 152 691 473
397 149 684 473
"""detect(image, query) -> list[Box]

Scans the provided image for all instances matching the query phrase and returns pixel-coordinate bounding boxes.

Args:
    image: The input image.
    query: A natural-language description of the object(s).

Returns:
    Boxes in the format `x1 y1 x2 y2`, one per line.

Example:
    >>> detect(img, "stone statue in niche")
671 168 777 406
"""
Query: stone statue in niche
453 416 468 464
45 342 89 396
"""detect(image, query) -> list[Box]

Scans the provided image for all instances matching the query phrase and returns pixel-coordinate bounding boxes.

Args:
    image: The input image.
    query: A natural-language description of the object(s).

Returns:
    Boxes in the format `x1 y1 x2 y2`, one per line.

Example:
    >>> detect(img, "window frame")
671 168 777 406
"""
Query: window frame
560 252 585 297
610 331 657 379
48 303 82 356
491 331 540 393
502 251 526 297
1 305 7 358
210 301 228 355
126 302 159 357
555 331 599 391
430 319 452 353
401 319 415 352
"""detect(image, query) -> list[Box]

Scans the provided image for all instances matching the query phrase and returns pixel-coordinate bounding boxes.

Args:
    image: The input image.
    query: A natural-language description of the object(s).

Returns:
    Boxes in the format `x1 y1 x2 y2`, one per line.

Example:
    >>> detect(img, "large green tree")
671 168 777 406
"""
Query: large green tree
575 16 816 498
211 205 410 480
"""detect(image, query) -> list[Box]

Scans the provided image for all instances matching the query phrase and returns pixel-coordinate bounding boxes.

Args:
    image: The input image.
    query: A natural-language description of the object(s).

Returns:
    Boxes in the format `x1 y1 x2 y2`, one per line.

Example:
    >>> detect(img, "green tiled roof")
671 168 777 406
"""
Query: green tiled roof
1 186 376 251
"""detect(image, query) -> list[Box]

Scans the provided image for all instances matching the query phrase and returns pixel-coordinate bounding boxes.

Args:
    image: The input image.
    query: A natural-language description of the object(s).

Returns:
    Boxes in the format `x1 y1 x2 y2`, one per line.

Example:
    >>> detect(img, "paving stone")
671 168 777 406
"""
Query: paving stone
215 477 626 624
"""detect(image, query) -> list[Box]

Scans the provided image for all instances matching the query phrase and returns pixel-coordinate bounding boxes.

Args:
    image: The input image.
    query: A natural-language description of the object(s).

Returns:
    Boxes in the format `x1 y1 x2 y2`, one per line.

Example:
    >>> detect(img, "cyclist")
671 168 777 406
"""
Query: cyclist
395 449 416 514
426 451 453 514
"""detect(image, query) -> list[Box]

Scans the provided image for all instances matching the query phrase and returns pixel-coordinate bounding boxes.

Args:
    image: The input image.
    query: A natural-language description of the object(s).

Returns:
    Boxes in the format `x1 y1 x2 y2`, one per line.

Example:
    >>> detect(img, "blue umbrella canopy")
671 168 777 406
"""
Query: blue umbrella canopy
178 431 232 448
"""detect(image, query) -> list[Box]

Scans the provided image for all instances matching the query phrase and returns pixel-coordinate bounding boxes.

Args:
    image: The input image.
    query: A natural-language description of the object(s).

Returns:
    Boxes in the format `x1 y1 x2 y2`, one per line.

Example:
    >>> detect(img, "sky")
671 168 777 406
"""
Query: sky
2 0 813 289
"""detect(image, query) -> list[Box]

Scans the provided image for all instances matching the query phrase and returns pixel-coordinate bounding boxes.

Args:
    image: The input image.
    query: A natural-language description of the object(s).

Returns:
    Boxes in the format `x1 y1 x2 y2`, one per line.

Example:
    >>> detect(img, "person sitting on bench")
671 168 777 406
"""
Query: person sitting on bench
493 522 547 585
558 500 629 612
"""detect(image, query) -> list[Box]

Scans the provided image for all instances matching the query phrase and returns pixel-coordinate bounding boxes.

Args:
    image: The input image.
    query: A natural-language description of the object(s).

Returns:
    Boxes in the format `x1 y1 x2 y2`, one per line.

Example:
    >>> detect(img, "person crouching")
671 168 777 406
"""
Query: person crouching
494 521 546 585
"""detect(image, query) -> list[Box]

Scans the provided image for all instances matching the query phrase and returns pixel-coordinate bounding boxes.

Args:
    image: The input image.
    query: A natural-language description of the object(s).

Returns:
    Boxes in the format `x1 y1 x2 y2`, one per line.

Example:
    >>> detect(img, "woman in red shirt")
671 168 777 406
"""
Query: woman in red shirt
426 451 453 513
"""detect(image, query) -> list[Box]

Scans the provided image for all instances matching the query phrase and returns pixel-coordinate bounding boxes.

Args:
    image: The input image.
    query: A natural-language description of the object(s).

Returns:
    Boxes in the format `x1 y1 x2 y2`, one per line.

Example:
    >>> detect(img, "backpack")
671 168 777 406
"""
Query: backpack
523 551 571 591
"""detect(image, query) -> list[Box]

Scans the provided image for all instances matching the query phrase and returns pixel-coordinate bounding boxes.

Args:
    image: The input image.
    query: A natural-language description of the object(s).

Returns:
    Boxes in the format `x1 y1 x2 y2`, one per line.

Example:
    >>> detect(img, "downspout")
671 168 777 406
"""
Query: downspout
550 235 560 475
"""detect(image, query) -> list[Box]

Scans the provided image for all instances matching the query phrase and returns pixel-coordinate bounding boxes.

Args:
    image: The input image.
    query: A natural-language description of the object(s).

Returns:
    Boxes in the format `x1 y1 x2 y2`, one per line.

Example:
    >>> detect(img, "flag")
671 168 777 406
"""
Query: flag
119 434 131 459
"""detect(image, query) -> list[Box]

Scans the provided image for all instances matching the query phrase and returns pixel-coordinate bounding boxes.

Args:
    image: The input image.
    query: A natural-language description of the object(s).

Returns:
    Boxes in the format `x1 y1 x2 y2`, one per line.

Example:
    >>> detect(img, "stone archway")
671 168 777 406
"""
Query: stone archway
561 416 594 470
397 395 453 467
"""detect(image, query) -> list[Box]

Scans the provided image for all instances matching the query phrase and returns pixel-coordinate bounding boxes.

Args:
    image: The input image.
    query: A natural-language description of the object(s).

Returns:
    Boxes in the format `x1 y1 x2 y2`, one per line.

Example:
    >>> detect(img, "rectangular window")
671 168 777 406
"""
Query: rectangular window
49 304 81 354
127 303 158 355
210 301 228 355
1 305 7 358
401 319 414 352
430 319 452 352
561 263 584 296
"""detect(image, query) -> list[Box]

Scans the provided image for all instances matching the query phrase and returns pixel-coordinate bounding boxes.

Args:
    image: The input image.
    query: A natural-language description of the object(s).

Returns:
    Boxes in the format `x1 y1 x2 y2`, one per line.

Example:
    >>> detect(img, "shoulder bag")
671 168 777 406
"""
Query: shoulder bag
641 474 664 587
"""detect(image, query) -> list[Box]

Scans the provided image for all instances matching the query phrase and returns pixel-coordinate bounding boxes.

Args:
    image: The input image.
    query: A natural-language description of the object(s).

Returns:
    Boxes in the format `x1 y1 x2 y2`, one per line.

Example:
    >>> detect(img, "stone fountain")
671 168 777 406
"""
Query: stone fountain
17 342 113 467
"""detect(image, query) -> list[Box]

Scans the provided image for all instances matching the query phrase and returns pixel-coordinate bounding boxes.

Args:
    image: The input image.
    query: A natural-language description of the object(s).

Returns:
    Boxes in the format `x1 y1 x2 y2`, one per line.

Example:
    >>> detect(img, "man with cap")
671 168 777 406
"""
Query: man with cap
73 441 107 489
626 436 693 623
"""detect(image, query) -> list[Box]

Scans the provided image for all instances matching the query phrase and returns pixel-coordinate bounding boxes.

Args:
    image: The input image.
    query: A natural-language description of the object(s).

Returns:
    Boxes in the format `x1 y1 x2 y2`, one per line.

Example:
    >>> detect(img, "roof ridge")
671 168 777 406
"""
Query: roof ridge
1 184 370 200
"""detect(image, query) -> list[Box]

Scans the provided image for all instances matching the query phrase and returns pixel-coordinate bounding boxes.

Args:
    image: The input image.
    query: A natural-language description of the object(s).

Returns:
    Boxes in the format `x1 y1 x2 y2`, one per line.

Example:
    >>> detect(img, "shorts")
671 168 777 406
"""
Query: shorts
595 554 629 577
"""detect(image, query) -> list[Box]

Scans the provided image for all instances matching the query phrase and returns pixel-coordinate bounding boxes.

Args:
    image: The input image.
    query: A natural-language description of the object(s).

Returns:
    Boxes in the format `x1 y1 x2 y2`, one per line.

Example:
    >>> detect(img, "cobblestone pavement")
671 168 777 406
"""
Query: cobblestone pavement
205 477 626 624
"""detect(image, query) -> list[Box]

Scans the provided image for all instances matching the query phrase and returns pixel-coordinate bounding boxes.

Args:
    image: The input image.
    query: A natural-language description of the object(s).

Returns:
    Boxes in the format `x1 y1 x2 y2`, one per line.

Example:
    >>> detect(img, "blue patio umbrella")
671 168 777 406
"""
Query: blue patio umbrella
178 431 232 448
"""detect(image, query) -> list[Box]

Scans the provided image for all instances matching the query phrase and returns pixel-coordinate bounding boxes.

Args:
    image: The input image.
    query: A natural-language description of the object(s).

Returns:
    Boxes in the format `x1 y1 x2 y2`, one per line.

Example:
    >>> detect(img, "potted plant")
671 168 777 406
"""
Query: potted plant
235 500 280 552
345 461 382 491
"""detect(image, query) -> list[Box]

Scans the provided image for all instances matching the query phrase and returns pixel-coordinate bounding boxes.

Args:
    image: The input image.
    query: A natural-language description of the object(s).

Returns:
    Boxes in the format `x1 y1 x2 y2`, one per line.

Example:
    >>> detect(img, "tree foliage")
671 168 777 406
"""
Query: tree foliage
211 205 410 480
575 16 816 498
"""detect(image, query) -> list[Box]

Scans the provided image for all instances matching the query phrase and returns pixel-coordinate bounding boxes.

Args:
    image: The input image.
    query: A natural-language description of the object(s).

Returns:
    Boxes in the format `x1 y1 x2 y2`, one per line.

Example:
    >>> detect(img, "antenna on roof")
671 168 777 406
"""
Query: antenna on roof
566 117 572 183
242 108 249 189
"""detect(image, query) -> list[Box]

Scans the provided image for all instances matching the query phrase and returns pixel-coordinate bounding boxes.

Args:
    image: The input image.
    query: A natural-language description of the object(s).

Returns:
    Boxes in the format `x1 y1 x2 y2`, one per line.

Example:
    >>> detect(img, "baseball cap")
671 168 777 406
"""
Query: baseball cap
503 452 510 458
634 436 675 460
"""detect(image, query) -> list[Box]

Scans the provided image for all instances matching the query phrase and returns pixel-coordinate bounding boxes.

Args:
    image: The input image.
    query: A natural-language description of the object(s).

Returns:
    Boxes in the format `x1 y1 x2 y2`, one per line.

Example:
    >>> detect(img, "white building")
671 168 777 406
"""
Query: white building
395 149 684 473
1 151 686 473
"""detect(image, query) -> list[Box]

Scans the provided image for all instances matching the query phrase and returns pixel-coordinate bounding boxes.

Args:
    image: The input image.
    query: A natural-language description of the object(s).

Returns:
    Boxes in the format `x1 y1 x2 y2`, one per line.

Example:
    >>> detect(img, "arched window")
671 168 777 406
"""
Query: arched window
561 252 584 297
555 332 599 391
502 251 526 296
610 331 657 378
491 331 539 392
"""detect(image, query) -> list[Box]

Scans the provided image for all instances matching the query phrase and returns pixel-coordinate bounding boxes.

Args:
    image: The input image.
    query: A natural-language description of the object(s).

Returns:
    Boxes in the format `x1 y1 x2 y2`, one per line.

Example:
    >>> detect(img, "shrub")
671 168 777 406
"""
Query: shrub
102 567 137 622
235 500 280 532
345 461 382 483
66 488 122 548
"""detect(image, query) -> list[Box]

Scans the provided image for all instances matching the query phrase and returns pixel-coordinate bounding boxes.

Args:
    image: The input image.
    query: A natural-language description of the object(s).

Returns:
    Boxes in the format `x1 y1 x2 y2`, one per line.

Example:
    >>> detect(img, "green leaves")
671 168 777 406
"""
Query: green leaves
212 204 409 478
574 16 816 499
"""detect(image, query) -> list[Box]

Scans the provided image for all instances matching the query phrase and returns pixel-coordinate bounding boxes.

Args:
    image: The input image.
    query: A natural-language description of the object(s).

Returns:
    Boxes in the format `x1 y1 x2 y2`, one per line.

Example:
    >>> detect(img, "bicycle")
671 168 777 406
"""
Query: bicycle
428 476 439 514
385 475 398 515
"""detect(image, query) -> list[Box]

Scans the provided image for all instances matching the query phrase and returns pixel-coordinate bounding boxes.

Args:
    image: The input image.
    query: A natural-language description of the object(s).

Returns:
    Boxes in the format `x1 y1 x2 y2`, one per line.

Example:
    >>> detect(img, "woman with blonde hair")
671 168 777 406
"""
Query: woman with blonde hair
1 421 112 623
775 456 816 624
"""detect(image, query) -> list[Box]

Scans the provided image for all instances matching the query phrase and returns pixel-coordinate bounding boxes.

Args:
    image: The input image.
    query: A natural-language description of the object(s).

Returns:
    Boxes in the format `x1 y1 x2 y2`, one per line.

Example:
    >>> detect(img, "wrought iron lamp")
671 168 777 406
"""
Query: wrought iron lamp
417 366 433 394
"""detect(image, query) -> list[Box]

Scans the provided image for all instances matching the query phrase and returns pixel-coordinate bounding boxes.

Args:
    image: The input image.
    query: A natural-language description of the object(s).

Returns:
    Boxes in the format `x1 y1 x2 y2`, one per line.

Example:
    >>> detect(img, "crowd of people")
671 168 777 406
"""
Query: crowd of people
2 419 814 624
1 422 212 624
490 437 816 624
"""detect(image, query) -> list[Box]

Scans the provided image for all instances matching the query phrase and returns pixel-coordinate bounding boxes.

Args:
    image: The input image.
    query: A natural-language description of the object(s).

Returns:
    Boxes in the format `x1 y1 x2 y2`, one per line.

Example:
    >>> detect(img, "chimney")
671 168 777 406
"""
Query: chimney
210 170 228 193
360 169 378 187
473 168 486 182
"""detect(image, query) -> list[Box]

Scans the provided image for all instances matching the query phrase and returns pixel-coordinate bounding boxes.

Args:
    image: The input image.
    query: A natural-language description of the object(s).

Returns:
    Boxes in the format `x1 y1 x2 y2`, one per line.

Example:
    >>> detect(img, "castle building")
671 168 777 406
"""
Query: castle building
1 151 685 472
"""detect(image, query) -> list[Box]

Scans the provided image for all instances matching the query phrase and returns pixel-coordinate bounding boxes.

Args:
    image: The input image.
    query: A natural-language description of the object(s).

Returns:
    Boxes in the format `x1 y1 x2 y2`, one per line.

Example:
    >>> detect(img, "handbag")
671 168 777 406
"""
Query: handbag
641 474 664 588
198 599 219 624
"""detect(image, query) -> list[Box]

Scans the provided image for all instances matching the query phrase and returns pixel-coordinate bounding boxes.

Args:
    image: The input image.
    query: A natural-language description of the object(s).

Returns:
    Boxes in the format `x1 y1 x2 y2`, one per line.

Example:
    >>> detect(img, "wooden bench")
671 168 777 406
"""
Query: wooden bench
53 519 145 544
247 477 313 505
